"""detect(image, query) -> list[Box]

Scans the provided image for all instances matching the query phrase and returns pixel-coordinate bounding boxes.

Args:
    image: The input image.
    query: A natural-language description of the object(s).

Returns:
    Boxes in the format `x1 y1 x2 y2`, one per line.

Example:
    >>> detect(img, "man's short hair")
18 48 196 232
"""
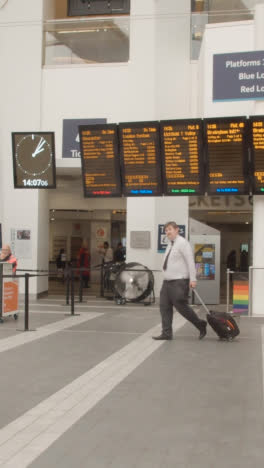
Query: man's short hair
164 221 179 230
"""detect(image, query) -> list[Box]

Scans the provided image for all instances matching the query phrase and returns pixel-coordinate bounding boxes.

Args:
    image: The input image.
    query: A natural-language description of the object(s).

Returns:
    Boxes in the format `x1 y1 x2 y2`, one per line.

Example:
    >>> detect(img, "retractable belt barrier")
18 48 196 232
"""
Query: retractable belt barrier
1 264 162 332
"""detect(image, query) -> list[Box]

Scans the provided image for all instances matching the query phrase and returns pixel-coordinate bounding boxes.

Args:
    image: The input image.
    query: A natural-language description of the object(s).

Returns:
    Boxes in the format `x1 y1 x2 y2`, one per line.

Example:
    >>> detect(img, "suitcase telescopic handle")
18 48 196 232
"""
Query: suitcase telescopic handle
192 288 211 315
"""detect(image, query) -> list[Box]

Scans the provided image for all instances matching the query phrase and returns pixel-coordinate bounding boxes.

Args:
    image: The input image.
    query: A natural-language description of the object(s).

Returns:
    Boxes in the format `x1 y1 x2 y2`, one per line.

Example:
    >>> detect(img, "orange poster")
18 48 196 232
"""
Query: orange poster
3 280 18 315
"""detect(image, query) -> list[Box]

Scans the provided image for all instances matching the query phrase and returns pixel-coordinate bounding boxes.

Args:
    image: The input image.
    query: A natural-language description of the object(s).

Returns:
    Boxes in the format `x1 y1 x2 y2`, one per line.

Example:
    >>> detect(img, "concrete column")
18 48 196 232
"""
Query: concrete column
0 0 49 296
252 3 264 315
126 196 189 296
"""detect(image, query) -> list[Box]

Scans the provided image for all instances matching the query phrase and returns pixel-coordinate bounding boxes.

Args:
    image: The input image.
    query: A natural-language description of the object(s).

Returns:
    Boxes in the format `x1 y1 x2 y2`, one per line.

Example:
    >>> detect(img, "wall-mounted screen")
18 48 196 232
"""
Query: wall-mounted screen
12 132 56 189
118 121 162 196
79 124 121 197
204 117 249 195
160 119 205 196
249 115 264 195
68 0 130 16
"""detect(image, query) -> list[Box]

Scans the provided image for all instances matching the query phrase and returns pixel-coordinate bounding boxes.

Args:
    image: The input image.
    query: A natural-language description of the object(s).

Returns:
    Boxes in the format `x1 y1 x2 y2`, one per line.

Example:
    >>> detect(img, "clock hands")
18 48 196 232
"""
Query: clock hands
32 148 45 158
32 137 45 158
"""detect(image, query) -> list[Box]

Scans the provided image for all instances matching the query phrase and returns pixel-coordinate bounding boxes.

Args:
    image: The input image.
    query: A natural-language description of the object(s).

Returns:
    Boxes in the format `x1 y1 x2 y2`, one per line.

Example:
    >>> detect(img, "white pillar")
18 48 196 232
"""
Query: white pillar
252 3 264 315
0 0 49 297
126 196 189 297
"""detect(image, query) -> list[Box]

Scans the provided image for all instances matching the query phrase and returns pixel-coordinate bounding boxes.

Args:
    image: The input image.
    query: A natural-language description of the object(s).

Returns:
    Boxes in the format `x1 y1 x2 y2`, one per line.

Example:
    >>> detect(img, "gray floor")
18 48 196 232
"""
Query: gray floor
0 297 263 467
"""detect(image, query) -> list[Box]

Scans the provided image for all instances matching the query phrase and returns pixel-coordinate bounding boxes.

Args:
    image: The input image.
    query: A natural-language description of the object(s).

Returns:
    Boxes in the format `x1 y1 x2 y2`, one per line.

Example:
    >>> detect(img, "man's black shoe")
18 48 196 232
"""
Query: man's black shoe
199 321 207 340
152 334 172 340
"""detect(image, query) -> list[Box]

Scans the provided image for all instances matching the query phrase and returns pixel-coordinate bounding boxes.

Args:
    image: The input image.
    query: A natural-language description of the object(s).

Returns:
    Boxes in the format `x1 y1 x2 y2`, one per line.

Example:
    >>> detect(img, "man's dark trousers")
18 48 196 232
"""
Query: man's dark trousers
160 279 203 337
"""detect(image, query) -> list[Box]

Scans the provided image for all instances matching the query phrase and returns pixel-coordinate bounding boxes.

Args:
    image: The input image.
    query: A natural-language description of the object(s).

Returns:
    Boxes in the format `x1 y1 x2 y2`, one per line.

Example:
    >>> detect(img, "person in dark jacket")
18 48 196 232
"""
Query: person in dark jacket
240 249 248 272
227 250 236 271
114 242 126 263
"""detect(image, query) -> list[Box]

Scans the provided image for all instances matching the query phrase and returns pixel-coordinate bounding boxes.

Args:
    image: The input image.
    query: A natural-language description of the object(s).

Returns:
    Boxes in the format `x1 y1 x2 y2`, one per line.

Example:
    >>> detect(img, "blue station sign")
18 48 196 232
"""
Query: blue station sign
213 51 264 101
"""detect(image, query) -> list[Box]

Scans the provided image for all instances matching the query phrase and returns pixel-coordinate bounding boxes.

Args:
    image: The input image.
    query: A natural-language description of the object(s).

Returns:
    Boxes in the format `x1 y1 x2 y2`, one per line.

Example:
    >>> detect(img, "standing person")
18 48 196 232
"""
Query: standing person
98 241 113 291
98 241 113 264
240 248 248 272
153 221 207 341
114 242 125 263
0 244 17 274
227 250 236 271
56 248 66 282
77 244 90 288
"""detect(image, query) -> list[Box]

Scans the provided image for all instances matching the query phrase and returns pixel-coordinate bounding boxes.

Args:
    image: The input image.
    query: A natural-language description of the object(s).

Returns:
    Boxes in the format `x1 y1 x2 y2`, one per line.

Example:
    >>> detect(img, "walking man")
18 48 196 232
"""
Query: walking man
153 221 207 340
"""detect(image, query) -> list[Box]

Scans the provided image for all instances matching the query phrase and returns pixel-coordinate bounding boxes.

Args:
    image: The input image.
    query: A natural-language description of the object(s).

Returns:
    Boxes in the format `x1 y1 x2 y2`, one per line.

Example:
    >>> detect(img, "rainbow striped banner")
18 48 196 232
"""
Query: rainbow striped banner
233 280 248 315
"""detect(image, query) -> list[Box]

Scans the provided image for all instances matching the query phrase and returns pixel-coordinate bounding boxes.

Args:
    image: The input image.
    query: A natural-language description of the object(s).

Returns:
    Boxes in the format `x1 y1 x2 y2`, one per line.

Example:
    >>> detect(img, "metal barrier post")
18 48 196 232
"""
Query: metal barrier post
226 268 230 313
24 273 29 331
66 276 70 305
79 271 83 303
248 266 253 317
64 269 80 317
71 270 75 315
100 262 104 298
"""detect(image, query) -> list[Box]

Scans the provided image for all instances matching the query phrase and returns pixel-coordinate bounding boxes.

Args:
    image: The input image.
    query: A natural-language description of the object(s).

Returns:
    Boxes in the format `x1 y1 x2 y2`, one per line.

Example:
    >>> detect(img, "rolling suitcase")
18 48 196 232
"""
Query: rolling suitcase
193 289 240 341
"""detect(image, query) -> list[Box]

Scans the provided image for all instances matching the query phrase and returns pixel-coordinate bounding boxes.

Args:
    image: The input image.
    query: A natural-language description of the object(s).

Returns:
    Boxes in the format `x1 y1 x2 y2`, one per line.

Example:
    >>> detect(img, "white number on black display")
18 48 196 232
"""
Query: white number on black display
22 179 49 187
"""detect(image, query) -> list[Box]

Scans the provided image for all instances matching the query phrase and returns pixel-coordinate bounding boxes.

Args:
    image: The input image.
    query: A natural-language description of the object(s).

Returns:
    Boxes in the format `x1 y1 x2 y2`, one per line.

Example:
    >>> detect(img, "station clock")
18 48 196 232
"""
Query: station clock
12 132 56 189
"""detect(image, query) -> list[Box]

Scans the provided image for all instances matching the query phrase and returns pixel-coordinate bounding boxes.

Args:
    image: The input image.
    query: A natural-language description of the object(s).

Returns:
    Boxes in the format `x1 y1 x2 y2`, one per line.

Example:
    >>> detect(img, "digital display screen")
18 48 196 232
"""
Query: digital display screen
12 132 56 189
249 116 264 195
204 117 248 195
118 122 162 196
79 124 121 197
160 119 204 196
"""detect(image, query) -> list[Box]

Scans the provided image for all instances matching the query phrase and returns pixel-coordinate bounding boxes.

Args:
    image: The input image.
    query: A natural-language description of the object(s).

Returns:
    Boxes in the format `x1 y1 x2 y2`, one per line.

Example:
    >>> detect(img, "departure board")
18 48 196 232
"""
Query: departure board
160 119 204 196
249 116 264 195
118 122 162 196
79 124 121 197
204 117 249 195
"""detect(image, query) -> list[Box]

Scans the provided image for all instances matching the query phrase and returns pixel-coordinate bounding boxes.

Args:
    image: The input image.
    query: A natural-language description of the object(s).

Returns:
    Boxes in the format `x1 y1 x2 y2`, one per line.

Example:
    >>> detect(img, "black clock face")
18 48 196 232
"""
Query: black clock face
12 132 56 189
16 134 52 176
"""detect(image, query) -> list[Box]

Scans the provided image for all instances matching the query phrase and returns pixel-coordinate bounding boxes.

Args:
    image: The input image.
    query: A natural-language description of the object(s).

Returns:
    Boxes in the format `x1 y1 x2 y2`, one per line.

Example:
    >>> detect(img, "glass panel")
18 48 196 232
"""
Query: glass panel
43 1 264 66
190 0 264 60
43 17 130 66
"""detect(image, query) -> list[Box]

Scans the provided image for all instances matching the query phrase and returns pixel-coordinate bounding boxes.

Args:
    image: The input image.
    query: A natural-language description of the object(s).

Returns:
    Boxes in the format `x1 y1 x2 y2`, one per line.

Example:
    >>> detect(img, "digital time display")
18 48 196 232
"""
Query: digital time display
249 116 264 195
160 119 204 196
12 132 56 189
204 117 249 195
118 121 162 196
79 124 121 197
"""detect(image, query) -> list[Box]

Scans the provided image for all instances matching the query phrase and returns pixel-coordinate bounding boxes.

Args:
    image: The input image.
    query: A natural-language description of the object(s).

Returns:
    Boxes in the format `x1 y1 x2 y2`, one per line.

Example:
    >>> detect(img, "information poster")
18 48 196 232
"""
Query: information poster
95 226 108 250
11 228 32 259
1 263 19 317
195 244 215 280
